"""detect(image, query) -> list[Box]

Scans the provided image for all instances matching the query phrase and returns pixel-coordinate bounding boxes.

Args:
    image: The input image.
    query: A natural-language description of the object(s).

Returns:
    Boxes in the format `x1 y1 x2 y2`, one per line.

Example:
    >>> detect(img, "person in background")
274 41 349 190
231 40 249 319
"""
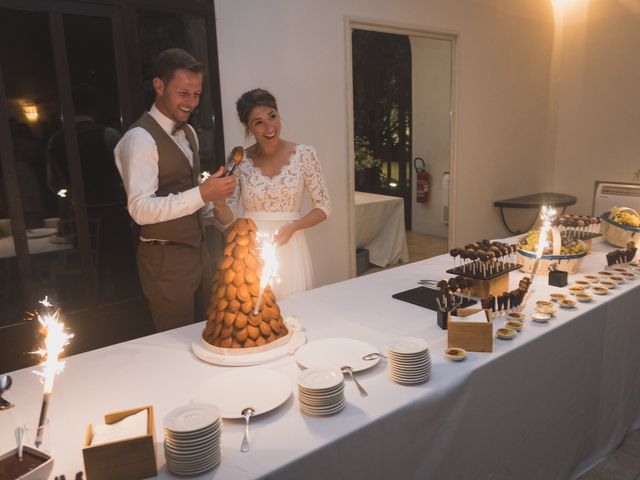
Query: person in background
47 84 136 301
213 88 330 299
115 48 235 332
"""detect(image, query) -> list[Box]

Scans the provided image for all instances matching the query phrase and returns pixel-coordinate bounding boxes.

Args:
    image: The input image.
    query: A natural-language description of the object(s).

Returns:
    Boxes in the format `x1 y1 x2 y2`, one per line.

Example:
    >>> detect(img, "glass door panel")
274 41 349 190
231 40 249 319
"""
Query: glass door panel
0 8 66 321
137 11 220 170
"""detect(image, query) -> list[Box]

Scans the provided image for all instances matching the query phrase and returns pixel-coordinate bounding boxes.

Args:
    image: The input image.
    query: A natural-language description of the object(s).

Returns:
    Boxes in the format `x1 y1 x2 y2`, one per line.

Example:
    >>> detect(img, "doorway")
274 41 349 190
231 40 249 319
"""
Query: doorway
348 21 456 275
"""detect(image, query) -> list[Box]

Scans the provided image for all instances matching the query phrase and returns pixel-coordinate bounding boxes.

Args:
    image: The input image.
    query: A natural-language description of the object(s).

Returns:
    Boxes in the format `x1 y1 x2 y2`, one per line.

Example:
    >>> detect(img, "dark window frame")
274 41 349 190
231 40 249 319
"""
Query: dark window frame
0 0 225 319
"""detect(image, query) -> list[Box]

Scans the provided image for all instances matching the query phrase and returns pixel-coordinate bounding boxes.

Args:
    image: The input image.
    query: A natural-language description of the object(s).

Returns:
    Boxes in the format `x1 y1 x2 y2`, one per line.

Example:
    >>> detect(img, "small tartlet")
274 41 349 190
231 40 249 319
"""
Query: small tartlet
559 298 577 308
444 347 467 361
496 327 517 339
504 320 523 331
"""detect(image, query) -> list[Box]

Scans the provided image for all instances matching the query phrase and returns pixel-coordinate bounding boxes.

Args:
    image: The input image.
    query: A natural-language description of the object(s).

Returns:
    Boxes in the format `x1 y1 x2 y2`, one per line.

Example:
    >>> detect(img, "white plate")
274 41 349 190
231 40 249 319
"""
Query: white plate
301 400 346 416
192 367 292 419
389 361 432 371
390 373 431 384
591 287 609 295
576 294 593 303
391 372 432 382
167 456 220 475
164 404 220 433
297 368 344 390
531 312 550 323
294 338 380 372
559 301 577 309
387 337 429 355
26 227 56 239
165 429 221 446
298 394 343 406
298 386 344 400
192 318 306 366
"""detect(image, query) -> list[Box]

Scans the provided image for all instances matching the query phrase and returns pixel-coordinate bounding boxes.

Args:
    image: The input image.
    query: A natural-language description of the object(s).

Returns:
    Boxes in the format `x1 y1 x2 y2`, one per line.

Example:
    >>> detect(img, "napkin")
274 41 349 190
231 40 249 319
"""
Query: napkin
90 409 148 446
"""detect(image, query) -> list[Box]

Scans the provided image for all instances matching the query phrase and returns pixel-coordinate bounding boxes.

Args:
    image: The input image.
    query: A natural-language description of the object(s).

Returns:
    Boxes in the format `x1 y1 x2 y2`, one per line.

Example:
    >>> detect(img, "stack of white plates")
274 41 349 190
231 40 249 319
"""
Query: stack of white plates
297 367 346 416
387 337 432 385
163 403 222 476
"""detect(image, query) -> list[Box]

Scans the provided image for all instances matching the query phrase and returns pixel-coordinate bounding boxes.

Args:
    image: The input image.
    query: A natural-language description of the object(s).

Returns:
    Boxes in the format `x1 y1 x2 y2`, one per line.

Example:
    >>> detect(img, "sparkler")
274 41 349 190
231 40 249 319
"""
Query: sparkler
32 297 74 448
253 232 279 315
530 205 557 285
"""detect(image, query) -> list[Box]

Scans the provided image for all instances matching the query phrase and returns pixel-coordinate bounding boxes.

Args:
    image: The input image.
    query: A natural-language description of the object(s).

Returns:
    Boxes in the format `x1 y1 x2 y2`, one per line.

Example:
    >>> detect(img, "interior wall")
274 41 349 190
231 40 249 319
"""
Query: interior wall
214 0 556 287
410 36 451 239
553 0 640 216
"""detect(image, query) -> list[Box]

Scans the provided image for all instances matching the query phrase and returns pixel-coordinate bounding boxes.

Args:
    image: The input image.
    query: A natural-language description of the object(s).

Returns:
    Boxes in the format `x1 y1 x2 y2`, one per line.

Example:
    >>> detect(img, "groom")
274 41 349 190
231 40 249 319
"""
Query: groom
115 48 235 332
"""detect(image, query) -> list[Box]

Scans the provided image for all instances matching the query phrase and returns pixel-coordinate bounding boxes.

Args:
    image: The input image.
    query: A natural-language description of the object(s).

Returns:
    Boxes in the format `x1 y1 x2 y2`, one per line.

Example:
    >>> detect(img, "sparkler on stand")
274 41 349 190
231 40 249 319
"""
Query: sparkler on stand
529 205 557 286
253 232 280 315
32 297 74 448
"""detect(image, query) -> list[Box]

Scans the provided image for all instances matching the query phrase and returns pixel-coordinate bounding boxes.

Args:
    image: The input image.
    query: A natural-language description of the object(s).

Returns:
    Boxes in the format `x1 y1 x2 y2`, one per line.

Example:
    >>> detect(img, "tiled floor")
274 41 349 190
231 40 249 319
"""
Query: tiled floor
361 233 640 479
577 429 640 480
360 230 448 275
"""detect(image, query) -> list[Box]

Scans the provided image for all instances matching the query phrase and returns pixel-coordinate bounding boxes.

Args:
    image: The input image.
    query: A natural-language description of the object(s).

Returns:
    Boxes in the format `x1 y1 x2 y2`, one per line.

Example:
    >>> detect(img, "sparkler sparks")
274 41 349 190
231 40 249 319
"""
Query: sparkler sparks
253 231 280 315
199 171 211 183
535 206 558 259
31 297 74 447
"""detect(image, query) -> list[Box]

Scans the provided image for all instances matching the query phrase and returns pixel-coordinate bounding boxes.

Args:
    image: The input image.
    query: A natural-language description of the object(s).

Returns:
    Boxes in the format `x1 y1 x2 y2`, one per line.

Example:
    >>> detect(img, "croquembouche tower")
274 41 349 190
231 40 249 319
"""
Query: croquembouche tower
203 218 288 348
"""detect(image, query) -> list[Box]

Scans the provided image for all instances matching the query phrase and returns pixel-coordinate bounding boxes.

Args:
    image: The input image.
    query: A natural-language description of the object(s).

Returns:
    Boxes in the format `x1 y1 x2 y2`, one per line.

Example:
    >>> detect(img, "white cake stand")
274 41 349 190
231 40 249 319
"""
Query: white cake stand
191 316 306 366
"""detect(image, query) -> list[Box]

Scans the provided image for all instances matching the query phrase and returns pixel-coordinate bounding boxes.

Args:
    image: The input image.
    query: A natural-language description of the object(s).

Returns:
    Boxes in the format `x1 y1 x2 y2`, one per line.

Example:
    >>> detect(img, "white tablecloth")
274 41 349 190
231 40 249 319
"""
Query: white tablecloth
1 238 639 479
0 233 71 259
354 191 409 267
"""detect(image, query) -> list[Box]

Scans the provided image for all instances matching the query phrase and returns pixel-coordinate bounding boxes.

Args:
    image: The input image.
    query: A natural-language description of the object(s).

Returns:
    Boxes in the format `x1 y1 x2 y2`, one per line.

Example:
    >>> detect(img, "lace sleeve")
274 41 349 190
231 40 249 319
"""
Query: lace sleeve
225 179 242 218
302 146 331 216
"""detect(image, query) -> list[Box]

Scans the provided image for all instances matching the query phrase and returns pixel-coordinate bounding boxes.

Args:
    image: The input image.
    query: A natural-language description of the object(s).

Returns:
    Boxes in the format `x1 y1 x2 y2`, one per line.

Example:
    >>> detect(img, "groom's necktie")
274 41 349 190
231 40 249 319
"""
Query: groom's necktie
171 122 186 136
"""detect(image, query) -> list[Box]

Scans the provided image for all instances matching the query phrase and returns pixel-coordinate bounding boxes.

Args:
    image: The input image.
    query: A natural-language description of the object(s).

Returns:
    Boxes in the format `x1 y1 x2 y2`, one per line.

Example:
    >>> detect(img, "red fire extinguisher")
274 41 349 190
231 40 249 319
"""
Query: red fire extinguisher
414 157 430 203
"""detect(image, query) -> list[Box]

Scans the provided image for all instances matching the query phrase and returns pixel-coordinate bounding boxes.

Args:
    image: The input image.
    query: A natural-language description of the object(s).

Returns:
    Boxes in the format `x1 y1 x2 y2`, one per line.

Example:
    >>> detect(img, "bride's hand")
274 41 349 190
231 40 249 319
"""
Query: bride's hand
274 223 297 246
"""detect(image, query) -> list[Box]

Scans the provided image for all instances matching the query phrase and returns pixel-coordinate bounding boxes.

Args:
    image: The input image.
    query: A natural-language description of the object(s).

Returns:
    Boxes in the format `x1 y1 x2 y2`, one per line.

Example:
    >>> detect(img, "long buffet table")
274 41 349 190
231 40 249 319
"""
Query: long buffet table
1 238 639 479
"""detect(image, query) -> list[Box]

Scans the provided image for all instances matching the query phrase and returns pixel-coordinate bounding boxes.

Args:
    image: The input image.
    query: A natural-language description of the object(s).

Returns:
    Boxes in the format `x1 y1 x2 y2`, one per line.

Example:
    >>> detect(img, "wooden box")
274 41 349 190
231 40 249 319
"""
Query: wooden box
83 406 157 480
447 308 493 352
469 274 509 298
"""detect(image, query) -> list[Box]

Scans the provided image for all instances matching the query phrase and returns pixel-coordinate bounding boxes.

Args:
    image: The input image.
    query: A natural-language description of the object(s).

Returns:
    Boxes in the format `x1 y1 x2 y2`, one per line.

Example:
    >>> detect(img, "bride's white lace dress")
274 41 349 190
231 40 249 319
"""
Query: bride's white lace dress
227 144 331 299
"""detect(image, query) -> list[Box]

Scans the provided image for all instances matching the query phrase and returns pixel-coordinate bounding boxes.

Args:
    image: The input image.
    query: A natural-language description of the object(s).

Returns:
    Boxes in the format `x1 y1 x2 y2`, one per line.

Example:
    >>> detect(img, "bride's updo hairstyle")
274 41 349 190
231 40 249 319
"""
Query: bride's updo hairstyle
236 88 278 125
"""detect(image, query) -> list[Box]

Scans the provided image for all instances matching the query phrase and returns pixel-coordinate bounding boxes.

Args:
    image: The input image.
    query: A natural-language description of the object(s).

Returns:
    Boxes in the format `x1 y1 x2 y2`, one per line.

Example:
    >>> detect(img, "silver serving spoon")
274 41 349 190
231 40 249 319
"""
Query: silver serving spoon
341 366 368 397
362 352 387 361
0 375 14 409
240 407 255 452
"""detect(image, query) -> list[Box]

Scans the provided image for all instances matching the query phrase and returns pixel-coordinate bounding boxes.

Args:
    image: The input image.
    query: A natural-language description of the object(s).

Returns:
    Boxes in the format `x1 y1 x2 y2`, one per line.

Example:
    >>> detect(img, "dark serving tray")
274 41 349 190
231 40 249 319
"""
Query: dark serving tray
392 286 477 312
445 261 522 281
559 231 602 241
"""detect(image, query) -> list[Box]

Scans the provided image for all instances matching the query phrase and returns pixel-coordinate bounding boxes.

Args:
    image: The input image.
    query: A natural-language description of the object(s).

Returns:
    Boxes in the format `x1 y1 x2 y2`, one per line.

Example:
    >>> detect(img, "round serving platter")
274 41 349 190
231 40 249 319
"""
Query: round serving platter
191 316 306 366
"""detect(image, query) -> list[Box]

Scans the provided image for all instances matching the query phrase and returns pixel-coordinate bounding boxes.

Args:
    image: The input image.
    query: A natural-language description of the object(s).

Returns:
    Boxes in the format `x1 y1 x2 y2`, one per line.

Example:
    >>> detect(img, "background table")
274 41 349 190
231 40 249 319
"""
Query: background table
494 192 577 234
0 234 71 259
354 191 409 267
1 238 638 479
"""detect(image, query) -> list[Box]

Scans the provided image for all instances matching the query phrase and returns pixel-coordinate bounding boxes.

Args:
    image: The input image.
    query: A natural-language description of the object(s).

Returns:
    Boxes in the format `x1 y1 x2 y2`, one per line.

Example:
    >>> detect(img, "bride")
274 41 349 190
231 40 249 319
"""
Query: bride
213 88 331 299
